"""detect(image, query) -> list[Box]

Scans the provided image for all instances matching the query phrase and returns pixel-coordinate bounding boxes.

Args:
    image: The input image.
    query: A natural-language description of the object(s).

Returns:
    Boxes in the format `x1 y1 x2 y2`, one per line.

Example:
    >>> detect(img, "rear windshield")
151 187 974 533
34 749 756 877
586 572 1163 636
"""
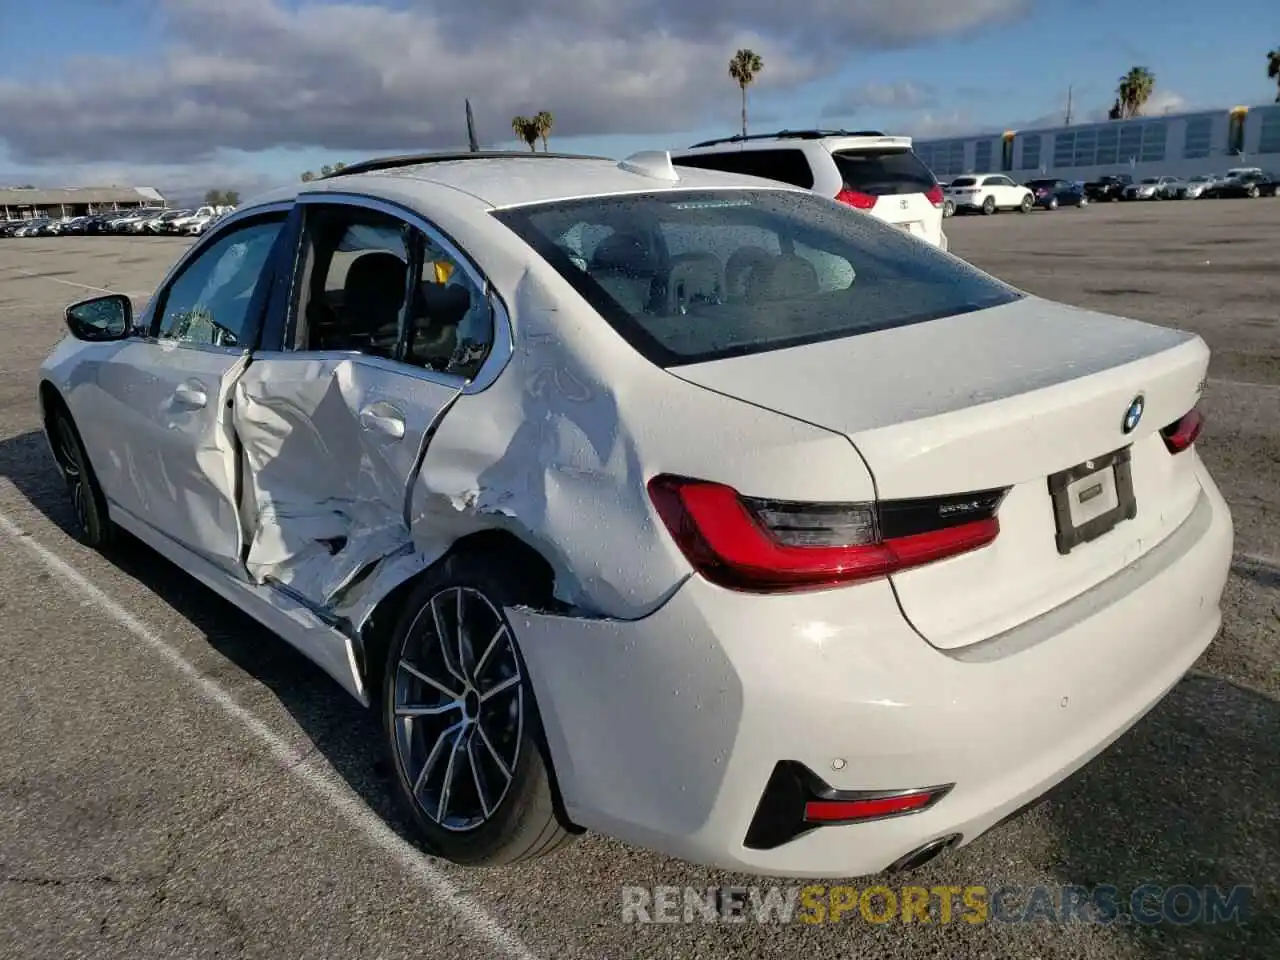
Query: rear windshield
831 148 935 196
950 176 977 186
492 190 1021 367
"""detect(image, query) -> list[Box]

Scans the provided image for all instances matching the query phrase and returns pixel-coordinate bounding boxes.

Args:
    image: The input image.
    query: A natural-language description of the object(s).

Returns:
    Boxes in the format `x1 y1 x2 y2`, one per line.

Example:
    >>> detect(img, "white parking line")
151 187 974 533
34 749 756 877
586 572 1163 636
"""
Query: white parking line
0 512 540 960
14 270 119 295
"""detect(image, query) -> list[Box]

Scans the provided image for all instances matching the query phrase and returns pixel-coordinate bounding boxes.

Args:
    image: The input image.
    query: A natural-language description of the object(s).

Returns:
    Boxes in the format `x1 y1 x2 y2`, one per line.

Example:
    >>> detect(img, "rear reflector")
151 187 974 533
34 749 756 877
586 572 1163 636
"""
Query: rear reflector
647 475 1007 592
805 789 942 823
925 183 944 207
836 188 877 210
1161 408 1204 453
744 760 955 849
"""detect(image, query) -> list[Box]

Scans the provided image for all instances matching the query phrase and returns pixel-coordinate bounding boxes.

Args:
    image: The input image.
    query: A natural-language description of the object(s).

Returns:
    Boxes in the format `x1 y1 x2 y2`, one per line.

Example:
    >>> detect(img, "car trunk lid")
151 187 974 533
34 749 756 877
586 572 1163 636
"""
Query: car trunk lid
668 297 1209 650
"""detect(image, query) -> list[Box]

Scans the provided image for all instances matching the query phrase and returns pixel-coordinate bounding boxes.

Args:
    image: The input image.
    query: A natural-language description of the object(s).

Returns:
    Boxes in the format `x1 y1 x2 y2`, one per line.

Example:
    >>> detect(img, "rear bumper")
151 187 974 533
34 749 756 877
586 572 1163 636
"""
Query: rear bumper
513 462 1233 877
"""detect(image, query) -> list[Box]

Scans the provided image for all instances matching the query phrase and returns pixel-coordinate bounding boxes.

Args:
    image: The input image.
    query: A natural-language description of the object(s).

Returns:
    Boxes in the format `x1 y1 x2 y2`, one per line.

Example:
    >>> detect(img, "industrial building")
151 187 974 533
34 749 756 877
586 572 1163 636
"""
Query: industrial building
0 186 166 220
913 102 1280 182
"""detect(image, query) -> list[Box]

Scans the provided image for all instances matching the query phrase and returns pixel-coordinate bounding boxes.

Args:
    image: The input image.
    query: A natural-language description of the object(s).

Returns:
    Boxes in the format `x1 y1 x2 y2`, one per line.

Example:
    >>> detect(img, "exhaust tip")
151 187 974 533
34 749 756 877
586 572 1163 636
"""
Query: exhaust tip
885 834 962 873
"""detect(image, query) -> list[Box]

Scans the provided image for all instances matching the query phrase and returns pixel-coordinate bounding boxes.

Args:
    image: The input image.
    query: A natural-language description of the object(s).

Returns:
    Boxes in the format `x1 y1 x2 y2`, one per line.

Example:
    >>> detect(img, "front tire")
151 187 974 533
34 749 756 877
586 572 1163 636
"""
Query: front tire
382 552 575 866
49 407 114 548
1247 184 1260 199
1044 196 1057 211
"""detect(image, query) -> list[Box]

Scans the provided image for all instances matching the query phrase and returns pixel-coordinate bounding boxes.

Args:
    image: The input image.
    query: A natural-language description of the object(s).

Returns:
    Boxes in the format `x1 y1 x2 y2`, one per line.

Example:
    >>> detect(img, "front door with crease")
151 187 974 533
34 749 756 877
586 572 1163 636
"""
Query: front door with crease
91 212 288 573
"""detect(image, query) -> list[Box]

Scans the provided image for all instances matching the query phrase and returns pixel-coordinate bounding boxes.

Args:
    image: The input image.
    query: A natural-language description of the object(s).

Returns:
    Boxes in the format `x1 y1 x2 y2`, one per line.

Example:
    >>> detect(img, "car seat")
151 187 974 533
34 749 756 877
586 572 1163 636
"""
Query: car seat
587 232 658 315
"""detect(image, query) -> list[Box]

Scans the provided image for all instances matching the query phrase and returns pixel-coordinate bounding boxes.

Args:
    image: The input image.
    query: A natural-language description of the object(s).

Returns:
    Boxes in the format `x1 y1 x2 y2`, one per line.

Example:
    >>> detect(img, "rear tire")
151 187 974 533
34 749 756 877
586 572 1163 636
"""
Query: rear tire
982 195 996 215
49 406 115 549
1247 184 1260 199
382 552 575 867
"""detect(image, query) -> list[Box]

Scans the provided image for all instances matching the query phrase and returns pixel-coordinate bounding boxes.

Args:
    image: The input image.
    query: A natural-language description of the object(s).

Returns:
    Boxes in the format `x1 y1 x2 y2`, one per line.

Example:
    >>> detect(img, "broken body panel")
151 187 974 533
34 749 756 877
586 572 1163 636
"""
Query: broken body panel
39 183 874 706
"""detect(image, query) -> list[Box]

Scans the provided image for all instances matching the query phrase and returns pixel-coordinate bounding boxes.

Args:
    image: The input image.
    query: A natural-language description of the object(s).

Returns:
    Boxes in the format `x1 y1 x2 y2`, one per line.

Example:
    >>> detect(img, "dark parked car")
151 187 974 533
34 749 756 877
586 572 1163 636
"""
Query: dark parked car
1084 174 1133 202
1204 170 1280 198
1025 178 1088 210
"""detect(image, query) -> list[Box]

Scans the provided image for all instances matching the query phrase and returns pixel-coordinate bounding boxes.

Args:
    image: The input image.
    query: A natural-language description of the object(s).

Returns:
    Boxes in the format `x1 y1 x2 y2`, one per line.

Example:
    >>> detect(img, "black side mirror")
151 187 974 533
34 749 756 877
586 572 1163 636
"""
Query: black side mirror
65 293 132 342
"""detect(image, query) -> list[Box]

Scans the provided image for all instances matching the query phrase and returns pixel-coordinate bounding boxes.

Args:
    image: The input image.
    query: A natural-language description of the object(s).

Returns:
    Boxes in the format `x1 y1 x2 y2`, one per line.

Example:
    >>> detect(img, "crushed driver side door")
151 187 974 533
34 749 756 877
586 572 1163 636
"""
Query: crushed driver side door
233 193 497 620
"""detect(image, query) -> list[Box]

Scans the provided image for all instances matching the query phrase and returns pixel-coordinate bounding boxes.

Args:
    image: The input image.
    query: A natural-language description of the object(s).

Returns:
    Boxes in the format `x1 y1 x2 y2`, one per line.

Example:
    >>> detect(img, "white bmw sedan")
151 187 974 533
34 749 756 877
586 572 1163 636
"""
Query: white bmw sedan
38 150 1233 878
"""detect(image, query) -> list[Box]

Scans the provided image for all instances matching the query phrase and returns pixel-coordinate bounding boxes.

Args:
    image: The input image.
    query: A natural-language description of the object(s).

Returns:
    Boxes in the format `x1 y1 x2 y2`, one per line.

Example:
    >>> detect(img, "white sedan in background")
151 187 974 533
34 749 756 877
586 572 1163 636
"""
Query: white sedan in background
38 150 1232 878
945 173 1034 214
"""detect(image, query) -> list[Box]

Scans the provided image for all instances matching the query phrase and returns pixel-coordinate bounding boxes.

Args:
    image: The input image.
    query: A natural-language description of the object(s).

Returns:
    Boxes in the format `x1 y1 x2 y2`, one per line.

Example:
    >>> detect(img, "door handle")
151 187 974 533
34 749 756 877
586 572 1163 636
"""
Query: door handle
173 381 208 408
359 402 406 440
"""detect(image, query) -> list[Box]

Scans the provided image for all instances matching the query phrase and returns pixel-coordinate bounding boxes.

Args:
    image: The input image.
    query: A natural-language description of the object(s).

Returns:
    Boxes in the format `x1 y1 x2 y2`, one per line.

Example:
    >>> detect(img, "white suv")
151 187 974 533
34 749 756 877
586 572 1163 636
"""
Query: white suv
672 130 948 250
946 174 1035 215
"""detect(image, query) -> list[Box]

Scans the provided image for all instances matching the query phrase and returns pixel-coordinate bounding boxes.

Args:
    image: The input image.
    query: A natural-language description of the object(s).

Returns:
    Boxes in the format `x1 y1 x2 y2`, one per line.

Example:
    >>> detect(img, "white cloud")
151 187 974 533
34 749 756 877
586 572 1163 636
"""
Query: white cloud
0 0 1030 166
821 81 936 118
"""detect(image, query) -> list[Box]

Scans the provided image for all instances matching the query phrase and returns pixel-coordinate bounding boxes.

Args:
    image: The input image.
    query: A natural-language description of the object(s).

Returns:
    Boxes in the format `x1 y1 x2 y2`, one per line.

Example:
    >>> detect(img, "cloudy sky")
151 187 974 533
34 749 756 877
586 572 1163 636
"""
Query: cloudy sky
0 0 1274 202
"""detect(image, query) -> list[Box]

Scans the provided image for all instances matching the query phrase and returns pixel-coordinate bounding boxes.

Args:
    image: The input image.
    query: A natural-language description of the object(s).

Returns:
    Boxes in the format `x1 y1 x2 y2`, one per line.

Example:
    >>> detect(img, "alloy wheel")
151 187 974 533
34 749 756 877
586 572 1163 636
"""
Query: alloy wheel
392 586 525 832
55 417 90 534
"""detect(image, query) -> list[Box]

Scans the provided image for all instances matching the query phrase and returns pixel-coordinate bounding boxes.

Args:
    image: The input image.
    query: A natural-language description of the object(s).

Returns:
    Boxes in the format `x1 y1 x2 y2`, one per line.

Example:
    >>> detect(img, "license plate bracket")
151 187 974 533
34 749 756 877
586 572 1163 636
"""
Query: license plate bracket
1047 446 1137 555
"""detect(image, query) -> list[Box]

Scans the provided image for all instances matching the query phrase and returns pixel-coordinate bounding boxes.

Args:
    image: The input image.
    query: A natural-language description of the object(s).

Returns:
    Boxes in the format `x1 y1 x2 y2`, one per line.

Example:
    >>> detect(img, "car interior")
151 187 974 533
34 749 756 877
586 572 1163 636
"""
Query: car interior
296 209 477 373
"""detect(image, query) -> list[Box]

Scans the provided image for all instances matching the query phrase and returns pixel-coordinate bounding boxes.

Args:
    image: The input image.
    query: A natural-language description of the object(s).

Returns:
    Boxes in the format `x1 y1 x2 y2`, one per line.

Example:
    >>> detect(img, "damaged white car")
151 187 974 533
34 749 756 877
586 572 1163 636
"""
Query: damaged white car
39 150 1233 878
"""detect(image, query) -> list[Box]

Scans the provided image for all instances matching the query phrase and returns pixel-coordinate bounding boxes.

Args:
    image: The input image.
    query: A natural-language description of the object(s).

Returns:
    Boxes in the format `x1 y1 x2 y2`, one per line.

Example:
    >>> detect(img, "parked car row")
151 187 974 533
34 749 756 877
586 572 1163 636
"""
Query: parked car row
1084 168 1280 202
0 205 233 239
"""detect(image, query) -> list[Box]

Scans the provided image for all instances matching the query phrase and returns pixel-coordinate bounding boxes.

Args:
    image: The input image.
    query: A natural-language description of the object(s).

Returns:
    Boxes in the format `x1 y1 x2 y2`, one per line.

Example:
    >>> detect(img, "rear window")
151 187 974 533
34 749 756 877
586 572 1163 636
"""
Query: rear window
830 148 935 196
492 190 1021 367
950 176 977 187
673 149 815 189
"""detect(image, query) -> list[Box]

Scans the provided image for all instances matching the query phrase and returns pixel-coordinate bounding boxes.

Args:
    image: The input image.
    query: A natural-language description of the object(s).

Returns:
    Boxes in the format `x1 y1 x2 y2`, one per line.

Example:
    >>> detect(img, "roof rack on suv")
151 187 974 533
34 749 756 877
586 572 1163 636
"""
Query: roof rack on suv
686 129 887 149
321 150 613 179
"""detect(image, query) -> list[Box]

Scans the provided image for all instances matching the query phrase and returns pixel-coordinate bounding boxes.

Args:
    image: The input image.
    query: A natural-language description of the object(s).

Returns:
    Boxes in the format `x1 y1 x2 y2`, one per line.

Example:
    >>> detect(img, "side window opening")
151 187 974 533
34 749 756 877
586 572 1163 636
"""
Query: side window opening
292 204 494 379
674 149 816 189
153 215 285 347
404 234 493 378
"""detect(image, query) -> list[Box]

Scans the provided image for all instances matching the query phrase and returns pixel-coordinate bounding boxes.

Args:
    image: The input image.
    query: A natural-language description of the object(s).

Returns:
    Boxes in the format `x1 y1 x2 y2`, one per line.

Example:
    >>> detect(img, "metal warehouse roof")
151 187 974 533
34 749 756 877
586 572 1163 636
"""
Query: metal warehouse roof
0 186 166 206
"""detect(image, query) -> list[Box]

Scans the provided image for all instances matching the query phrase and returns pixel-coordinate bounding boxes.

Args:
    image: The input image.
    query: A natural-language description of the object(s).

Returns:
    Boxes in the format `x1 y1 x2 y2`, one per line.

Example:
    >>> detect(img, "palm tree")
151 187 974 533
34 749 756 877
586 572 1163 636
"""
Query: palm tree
511 115 539 151
535 111 554 151
1268 47 1280 102
728 48 763 138
1117 66 1155 118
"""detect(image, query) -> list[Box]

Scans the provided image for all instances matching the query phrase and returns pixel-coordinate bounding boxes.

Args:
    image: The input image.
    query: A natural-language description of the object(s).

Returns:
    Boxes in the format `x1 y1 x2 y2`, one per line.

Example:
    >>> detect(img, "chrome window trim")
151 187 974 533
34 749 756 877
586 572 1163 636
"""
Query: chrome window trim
134 201 295 345
294 191 514 395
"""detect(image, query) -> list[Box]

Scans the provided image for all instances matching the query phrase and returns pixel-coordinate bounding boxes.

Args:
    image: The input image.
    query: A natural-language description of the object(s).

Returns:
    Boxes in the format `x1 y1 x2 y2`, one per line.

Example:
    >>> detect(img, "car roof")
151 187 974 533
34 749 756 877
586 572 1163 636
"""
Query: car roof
242 152 810 212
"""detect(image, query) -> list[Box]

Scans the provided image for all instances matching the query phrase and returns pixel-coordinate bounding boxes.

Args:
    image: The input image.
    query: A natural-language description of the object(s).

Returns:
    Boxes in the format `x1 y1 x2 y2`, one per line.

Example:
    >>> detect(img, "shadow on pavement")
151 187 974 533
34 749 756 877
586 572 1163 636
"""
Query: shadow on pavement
0 428 425 848
1040 673 1279 958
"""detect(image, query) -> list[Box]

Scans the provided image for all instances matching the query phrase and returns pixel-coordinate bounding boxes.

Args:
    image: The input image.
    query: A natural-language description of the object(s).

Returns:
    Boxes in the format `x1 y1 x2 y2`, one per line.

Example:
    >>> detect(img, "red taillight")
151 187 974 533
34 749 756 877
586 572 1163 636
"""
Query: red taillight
646 475 1006 592
925 183 944 207
836 188 877 210
804 788 943 824
1161 408 1204 454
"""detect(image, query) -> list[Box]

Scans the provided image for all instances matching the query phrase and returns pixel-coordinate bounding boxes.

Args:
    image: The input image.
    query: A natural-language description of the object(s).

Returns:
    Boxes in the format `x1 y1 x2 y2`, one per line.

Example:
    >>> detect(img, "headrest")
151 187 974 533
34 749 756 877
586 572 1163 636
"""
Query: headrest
343 251 407 305
589 232 656 276
416 282 471 327
745 254 819 302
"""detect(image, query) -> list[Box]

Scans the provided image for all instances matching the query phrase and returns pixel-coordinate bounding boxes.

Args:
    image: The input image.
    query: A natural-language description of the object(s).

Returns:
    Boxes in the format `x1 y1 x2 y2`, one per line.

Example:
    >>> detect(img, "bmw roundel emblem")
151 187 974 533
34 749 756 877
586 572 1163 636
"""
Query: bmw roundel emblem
1122 395 1145 434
